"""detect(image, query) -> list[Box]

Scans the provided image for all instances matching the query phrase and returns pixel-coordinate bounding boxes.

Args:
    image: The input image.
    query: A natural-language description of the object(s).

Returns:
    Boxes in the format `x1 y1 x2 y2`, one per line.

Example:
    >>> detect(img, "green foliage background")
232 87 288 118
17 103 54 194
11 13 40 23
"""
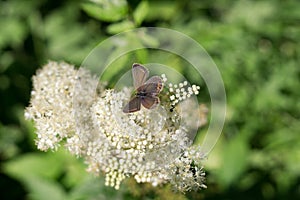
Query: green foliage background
0 0 299 199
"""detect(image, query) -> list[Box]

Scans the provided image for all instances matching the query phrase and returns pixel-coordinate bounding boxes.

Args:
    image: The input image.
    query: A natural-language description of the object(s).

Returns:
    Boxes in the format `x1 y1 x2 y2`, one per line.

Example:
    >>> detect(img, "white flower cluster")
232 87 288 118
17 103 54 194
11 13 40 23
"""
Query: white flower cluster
167 145 207 193
25 61 207 192
168 82 200 107
24 61 98 151
88 88 195 189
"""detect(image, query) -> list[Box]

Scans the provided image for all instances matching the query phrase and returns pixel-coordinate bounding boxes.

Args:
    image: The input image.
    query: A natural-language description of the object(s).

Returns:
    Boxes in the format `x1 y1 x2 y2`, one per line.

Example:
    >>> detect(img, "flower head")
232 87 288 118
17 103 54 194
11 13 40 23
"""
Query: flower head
25 61 207 192
25 61 100 151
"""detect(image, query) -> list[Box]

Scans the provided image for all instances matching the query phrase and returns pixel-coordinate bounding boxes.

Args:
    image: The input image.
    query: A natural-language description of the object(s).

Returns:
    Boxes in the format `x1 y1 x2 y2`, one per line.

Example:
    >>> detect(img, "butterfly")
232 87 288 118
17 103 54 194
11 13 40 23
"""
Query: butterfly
123 63 163 113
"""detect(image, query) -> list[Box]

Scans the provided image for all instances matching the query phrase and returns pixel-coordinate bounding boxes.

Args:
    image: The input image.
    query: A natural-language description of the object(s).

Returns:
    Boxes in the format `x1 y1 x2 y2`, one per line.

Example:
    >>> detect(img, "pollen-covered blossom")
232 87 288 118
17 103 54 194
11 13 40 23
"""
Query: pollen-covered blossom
25 61 207 193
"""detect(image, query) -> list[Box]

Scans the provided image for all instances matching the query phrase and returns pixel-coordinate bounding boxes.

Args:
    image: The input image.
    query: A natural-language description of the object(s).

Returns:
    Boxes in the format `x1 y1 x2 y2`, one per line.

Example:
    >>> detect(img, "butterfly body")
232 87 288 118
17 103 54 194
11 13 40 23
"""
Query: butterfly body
123 64 163 113
136 90 147 98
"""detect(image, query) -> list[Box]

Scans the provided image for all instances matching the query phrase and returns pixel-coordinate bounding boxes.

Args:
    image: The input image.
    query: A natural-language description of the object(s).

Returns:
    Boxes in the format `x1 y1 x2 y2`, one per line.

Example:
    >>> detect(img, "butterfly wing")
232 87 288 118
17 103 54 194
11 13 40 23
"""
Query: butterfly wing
132 63 149 89
123 97 141 113
124 65 163 113
138 76 163 110
142 76 163 95
141 96 160 109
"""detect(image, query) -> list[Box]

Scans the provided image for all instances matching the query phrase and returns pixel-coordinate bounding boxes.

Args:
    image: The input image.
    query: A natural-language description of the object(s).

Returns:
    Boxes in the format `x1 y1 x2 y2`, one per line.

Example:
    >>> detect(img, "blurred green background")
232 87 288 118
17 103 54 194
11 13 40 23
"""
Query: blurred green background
0 0 299 199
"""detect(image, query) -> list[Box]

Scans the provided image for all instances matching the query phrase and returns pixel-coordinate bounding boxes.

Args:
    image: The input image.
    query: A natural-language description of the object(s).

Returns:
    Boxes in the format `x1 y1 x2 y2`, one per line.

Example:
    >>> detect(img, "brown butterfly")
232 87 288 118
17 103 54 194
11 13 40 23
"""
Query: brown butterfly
123 63 163 113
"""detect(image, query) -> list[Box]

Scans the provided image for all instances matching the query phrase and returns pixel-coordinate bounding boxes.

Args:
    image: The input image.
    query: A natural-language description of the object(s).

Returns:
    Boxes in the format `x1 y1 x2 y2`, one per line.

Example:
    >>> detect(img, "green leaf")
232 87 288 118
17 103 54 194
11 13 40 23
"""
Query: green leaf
0 123 23 159
133 1 149 26
145 1 178 21
135 49 148 64
3 152 64 181
43 5 98 63
101 55 130 86
225 0 275 30
25 176 67 200
106 20 135 34
0 17 28 48
61 157 87 188
138 32 160 48
81 0 128 22
216 134 249 188
0 51 13 73
69 176 125 200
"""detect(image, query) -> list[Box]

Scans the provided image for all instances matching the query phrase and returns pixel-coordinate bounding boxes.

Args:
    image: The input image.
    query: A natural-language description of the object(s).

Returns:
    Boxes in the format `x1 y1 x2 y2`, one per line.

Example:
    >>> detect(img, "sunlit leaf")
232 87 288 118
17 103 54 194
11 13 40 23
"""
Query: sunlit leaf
81 0 128 22
133 1 149 26
106 20 135 34
146 1 178 21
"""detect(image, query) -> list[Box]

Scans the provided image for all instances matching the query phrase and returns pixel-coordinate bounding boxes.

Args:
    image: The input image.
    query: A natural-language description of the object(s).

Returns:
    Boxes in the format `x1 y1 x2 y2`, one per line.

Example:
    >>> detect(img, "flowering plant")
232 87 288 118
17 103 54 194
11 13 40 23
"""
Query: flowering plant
25 61 208 193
